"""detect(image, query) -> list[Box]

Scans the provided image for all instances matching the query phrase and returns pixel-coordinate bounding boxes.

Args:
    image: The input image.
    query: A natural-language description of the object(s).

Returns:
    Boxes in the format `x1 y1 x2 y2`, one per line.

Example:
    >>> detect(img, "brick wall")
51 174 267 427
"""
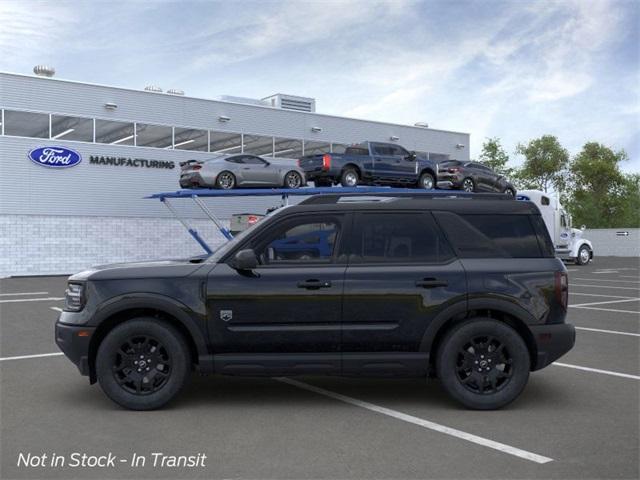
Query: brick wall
0 215 229 277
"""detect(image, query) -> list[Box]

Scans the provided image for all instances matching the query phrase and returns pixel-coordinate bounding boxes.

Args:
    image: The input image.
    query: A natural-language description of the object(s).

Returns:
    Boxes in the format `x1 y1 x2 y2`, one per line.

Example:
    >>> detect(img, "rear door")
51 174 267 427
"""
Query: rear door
341 211 467 373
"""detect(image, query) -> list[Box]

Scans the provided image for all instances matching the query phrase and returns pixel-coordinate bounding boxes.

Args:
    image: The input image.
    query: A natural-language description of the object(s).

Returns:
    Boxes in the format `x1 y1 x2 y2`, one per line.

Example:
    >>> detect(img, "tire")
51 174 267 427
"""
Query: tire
417 172 435 190
576 245 591 265
96 318 191 410
436 319 530 410
216 171 236 189
340 168 359 187
462 177 475 192
284 171 303 189
504 187 515 196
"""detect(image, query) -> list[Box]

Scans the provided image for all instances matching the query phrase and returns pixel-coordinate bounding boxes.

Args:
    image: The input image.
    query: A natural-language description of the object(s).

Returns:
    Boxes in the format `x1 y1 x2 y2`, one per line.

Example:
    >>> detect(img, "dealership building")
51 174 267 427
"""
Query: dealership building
0 69 470 277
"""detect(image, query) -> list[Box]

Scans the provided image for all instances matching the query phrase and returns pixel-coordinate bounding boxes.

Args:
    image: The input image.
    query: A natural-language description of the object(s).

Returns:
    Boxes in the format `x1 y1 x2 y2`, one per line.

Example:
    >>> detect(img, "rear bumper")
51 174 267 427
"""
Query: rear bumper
55 321 95 376
179 172 208 188
530 323 576 371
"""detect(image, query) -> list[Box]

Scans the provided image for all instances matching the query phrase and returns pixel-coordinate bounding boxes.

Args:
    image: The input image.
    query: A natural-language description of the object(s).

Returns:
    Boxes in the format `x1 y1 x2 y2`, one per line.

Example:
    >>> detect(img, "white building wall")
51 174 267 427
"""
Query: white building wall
584 229 640 257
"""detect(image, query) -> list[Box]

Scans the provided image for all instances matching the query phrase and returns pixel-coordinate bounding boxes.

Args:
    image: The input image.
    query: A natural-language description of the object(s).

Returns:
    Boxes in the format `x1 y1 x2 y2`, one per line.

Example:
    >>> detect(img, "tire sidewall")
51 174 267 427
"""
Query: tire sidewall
577 245 590 265
419 172 435 190
437 319 530 410
462 178 475 192
96 318 190 410
216 171 235 189
341 169 359 187
284 171 302 189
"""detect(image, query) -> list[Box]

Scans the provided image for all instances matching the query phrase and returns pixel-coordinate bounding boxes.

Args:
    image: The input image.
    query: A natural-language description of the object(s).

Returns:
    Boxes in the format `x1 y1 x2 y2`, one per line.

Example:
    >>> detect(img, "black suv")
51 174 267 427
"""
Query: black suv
55 192 575 410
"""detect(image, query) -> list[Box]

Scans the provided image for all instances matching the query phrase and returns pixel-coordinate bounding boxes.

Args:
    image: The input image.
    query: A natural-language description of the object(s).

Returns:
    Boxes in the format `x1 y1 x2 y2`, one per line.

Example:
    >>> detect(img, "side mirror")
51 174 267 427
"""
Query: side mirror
407 151 417 161
231 249 258 271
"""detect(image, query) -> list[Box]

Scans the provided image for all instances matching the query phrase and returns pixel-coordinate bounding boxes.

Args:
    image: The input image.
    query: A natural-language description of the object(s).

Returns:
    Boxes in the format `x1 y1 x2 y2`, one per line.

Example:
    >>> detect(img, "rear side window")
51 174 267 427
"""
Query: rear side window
434 212 542 258
350 212 454 264
530 215 555 257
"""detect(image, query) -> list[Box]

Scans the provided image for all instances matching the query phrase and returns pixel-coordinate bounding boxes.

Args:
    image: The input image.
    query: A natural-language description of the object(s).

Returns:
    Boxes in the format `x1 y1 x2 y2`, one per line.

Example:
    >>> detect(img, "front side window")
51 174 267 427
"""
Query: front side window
350 213 453 264
253 217 341 265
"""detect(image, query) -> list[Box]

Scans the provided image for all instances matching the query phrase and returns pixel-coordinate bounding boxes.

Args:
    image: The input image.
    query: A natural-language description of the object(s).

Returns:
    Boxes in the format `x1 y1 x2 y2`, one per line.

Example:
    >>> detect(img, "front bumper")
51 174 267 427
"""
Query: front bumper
55 320 95 376
530 323 576 370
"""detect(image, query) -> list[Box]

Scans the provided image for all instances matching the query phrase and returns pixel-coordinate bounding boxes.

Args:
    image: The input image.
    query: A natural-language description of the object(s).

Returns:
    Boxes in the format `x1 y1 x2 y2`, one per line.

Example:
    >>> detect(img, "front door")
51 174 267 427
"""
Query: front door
341 211 466 372
238 155 277 185
206 213 347 354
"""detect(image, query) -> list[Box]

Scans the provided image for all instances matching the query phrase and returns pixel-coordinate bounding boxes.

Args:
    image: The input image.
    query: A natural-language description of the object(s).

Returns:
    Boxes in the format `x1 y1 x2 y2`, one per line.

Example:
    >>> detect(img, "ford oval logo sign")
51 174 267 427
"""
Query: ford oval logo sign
28 146 82 168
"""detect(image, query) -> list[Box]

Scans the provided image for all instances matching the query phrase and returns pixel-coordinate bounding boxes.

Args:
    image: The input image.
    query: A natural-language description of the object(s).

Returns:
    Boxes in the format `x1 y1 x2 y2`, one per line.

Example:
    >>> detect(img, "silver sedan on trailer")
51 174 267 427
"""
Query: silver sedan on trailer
179 154 307 189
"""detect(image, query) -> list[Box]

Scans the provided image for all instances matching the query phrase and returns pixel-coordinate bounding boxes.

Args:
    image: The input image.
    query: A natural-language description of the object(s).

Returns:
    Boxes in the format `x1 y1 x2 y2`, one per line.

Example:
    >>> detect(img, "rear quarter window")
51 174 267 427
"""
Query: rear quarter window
434 212 543 258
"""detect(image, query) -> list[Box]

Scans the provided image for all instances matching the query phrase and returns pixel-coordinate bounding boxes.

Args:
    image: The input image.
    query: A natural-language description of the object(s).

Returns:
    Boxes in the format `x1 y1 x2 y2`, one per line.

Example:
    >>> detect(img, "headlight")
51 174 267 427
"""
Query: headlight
64 283 85 312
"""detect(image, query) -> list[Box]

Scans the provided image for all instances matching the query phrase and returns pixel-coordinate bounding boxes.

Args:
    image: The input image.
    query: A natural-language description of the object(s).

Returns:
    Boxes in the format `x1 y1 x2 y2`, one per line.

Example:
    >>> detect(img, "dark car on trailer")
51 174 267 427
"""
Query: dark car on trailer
55 191 574 411
438 160 516 195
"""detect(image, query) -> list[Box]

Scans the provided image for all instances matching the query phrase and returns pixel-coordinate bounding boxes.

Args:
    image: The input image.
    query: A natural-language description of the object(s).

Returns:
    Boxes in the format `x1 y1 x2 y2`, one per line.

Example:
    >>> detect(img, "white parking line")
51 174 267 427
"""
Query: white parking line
620 275 640 279
276 377 553 464
593 271 619 274
571 298 640 307
0 352 64 362
570 284 640 291
553 362 640 380
0 297 64 304
575 326 640 337
571 306 640 315
574 278 640 284
570 292 637 299
0 291 49 296
50 307 63 312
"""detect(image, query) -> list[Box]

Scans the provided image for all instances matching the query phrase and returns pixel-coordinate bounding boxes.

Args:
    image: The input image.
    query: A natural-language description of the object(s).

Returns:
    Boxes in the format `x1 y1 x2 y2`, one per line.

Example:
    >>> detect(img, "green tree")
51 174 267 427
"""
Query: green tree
516 135 569 192
479 137 513 177
566 142 639 228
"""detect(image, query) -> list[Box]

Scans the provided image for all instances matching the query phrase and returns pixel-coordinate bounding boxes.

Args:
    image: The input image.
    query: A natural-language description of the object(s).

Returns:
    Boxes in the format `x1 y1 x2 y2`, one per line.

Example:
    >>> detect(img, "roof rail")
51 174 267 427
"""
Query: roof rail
299 191 513 205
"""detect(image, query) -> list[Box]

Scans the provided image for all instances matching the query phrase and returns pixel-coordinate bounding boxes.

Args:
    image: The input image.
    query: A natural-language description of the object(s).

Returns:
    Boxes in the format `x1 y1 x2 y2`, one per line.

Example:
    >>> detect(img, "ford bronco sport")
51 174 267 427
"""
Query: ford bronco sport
55 192 575 410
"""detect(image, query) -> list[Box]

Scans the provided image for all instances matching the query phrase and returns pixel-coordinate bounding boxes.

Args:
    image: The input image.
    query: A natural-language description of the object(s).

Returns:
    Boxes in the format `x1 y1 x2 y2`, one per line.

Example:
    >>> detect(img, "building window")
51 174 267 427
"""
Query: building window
95 119 135 145
331 143 348 154
3 110 49 138
273 137 303 159
51 114 93 142
303 141 331 156
135 123 173 148
173 127 208 151
244 134 274 156
210 131 243 154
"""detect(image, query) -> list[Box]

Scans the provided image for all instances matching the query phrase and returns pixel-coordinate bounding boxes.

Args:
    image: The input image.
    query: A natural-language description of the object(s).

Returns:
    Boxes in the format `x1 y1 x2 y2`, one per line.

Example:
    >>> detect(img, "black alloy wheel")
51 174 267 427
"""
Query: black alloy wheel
437 319 530 410
96 318 190 410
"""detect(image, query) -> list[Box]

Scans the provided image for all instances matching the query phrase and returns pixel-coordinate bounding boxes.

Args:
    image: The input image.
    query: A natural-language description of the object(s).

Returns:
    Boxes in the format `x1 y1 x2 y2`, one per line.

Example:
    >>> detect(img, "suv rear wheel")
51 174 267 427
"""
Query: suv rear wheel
436 319 530 410
96 318 190 410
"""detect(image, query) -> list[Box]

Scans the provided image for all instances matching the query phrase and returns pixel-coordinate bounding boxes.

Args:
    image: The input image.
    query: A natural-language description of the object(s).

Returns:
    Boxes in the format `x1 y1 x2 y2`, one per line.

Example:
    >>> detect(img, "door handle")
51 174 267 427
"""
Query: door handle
297 279 332 289
415 278 448 288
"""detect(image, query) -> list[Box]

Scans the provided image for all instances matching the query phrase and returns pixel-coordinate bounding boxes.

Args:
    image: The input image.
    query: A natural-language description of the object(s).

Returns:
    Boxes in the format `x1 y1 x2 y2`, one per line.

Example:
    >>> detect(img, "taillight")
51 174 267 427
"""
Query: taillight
448 167 460 173
192 165 202 170
297 159 301 167
247 215 259 225
555 271 568 310
322 154 332 171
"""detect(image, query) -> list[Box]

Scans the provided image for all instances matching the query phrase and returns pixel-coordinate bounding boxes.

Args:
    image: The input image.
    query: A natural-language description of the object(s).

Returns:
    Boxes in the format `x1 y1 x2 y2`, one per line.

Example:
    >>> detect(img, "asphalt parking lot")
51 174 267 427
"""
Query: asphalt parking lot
1 257 638 479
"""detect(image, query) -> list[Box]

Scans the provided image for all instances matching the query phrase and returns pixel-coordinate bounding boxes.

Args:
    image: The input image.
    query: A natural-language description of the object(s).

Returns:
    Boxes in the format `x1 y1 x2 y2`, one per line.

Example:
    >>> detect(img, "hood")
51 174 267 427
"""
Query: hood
69 257 208 282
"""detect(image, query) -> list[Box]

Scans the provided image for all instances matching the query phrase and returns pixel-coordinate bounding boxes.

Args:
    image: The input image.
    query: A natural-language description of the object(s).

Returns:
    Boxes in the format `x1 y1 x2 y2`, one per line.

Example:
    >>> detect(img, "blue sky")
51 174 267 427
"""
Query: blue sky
1 0 638 172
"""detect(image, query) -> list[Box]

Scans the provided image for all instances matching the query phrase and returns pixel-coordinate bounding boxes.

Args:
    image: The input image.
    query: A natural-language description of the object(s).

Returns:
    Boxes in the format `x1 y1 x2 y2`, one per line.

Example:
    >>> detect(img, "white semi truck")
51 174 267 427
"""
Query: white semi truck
517 190 594 265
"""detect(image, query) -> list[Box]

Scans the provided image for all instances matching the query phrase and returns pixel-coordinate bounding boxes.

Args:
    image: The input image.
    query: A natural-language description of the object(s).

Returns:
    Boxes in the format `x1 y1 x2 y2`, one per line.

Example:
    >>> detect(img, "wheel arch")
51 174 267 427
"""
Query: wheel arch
419 167 436 179
341 163 362 177
87 295 208 384
420 298 538 373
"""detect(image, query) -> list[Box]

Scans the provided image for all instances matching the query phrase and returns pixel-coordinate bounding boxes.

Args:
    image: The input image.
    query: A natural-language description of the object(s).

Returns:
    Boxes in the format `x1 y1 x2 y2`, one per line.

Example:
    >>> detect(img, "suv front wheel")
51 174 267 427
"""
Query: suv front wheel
436 319 530 410
96 318 191 410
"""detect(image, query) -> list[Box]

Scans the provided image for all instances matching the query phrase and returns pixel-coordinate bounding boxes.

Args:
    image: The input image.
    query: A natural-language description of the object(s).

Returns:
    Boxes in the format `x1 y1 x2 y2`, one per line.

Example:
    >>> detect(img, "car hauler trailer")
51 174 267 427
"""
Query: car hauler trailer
517 190 594 265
